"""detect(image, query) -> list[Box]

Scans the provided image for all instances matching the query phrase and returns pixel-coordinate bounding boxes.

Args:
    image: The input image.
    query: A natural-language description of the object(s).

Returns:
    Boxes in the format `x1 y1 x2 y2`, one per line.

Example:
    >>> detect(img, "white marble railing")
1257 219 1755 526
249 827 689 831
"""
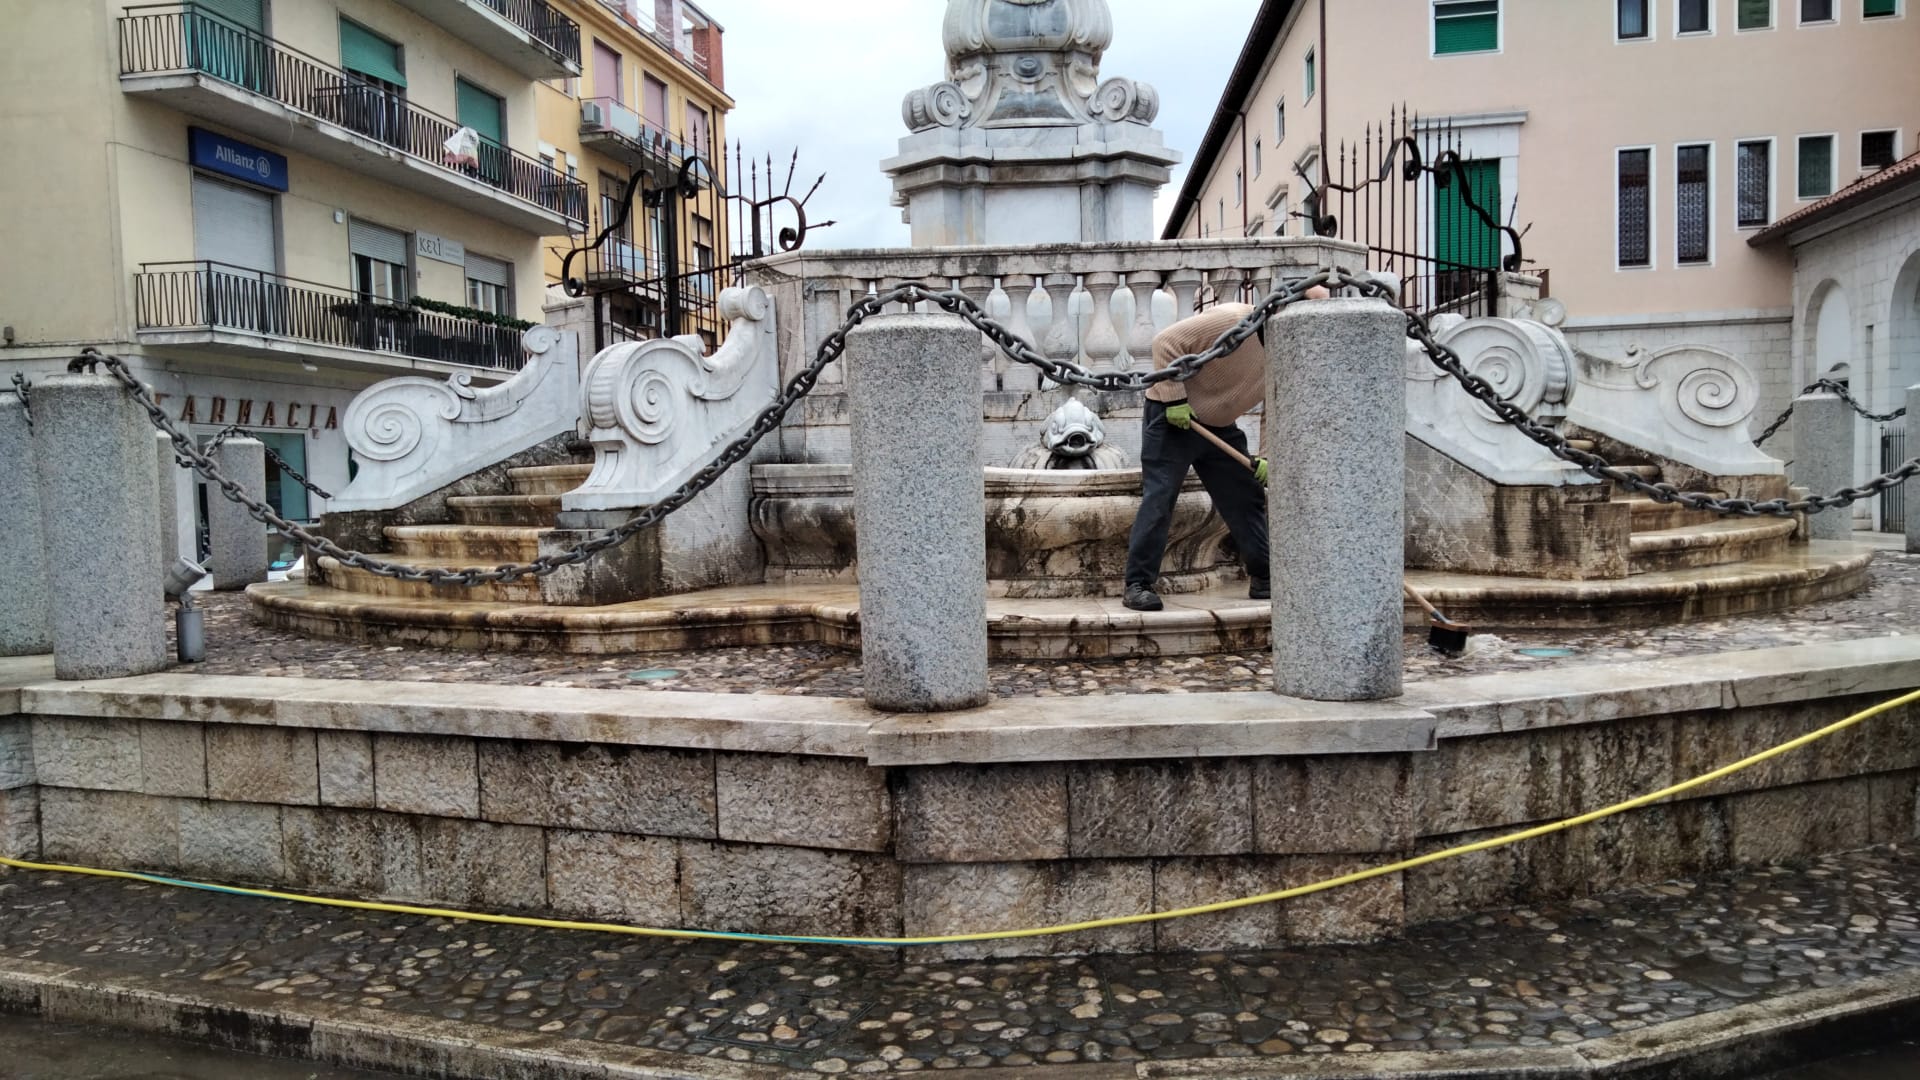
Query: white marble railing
330 326 580 512
1405 314 1597 488
1567 343 1783 477
748 238 1367 393
563 285 780 512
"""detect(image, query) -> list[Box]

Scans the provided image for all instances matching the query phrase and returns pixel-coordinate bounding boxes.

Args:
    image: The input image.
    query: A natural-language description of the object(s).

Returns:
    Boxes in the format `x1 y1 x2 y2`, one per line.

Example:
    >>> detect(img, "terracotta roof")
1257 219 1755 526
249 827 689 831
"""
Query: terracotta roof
1160 0 1301 240
1748 149 1920 246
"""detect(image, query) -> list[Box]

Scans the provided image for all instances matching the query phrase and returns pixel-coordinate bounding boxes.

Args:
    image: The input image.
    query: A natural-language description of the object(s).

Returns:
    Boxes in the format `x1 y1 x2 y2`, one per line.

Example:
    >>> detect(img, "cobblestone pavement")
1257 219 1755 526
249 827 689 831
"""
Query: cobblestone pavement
2 848 1918 1074
184 553 1920 697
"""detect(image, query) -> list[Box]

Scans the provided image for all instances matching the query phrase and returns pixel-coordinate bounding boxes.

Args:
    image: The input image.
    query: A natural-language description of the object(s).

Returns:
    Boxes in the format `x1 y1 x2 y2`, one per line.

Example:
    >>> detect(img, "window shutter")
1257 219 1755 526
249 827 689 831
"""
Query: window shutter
1798 137 1833 198
340 20 407 88
1738 0 1772 28
456 79 505 144
1434 1 1500 54
348 219 409 265
198 0 264 31
1864 0 1896 16
465 253 512 288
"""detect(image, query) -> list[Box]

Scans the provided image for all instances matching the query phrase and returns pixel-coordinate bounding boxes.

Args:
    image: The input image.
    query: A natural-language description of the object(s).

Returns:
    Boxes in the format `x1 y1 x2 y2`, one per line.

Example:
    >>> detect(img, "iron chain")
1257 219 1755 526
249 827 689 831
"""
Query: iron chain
7 372 29 429
204 425 333 500
71 266 1918 589
1754 379 1908 448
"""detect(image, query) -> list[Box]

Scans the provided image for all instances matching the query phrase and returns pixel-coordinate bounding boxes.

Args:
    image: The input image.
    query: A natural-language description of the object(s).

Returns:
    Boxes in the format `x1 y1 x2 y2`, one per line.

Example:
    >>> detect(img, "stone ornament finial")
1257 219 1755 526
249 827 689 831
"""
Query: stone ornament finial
905 0 1156 132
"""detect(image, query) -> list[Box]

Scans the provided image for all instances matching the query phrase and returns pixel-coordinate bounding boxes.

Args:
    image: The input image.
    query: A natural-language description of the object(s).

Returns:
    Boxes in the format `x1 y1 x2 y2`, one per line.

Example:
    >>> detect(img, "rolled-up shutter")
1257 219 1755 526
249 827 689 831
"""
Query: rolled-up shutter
340 20 407 87
348 219 408 264
464 253 511 287
198 0 263 30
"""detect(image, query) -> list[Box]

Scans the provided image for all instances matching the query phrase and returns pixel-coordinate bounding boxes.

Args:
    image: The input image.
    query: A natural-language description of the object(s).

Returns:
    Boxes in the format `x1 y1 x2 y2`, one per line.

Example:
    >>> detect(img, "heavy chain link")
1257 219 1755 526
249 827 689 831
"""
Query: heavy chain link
204 425 333 500
7 372 28 429
1753 378 1909 448
70 265 1918 589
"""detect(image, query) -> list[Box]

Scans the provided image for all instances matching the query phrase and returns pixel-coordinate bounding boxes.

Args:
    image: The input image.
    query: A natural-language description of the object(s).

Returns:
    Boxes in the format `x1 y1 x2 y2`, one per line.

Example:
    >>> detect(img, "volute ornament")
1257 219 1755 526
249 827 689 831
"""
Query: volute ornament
904 0 1155 132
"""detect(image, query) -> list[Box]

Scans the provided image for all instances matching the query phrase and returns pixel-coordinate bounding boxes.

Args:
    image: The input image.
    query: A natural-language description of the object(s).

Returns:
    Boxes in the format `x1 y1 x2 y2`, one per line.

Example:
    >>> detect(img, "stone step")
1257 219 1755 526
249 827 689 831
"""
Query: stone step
315 555 544 604
447 494 564 527
1623 491 1732 533
385 525 546 561
1616 464 1663 481
1564 438 1597 453
1628 517 1799 575
508 464 594 497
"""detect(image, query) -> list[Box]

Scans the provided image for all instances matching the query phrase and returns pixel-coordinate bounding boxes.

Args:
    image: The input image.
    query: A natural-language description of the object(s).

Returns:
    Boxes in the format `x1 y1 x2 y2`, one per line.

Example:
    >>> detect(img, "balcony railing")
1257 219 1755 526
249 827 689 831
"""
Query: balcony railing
136 261 527 371
120 4 586 224
476 0 581 67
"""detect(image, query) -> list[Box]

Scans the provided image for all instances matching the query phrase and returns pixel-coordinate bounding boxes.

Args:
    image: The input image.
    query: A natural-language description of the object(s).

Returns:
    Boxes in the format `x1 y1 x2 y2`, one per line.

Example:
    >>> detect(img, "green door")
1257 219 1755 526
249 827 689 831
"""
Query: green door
456 78 506 188
1434 159 1502 271
186 0 268 92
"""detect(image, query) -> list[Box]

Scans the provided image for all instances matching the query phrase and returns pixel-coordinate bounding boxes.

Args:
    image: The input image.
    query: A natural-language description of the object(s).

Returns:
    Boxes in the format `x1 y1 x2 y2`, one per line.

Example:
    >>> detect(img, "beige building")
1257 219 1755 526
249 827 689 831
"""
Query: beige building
1166 0 1920 459
0 0 587 560
535 0 732 350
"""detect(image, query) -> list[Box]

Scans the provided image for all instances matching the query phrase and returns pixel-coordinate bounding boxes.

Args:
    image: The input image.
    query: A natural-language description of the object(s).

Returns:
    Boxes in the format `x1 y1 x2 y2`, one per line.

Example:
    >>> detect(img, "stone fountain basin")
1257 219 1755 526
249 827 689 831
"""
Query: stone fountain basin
751 464 1236 598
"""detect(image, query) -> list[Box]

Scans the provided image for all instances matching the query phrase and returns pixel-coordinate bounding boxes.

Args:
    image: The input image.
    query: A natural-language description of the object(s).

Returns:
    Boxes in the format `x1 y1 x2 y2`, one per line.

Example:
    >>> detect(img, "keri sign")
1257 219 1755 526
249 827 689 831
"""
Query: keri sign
416 232 466 266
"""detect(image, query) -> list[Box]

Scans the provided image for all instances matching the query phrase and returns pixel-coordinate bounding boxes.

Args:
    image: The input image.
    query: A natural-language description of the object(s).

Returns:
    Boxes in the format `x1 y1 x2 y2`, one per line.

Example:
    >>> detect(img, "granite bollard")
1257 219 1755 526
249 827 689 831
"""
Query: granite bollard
1266 296 1406 701
209 436 269 590
154 430 180 570
845 313 990 711
0 391 52 655
1908 384 1918 555
1791 392 1853 542
32 373 168 679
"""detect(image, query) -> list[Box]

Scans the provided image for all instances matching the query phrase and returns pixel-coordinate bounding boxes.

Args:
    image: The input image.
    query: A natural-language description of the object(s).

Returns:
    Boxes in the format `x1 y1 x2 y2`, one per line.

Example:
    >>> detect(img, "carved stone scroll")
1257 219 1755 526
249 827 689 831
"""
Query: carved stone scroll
1566 344 1783 477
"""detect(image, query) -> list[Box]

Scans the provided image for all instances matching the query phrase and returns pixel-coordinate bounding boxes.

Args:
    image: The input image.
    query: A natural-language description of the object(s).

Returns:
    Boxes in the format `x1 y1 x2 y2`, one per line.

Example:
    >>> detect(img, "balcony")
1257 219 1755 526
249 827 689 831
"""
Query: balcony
119 5 587 235
135 261 527 376
578 96 693 184
387 0 581 79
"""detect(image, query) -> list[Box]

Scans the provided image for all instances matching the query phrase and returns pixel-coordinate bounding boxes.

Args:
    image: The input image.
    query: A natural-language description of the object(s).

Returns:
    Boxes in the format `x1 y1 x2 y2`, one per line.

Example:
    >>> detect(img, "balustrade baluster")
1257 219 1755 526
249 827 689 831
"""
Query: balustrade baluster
1168 268 1204 320
960 274 998 391
1081 272 1122 375
1124 271 1161 372
1001 271 1041 393
1040 272 1080 390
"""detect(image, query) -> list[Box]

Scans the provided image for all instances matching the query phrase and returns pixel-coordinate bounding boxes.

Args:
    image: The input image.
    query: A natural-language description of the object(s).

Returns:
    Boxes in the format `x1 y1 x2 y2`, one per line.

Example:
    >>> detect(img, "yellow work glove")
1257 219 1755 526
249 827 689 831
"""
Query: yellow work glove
1253 457 1270 485
1165 402 1195 430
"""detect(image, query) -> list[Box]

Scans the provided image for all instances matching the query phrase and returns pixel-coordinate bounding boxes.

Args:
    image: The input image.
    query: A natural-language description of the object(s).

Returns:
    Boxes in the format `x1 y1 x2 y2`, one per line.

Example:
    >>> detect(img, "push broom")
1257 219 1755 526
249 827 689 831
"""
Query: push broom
1185 421 1474 657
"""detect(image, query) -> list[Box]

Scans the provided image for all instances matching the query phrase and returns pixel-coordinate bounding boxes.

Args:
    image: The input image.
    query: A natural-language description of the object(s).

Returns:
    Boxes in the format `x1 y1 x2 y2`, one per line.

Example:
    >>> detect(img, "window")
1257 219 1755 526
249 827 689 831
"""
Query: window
348 219 409 302
1802 0 1834 21
1677 0 1712 31
692 215 716 299
337 19 406 147
1234 169 1244 206
642 75 668 130
1275 194 1289 236
1253 138 1263 178
1618 0 1649 38
1862 130 1899 169
1434 0 1499 54
1676 144 1711 264
1864 0 1898 16
686 103 711 158
1736 139 1772 227
1303 49 1315 99
1739 0 1774 28
592 41 622 103
1275 99 1286 142
1618 148 1652 268
1302 192 1320 236
1218 198 1226 230
465 254 513 316
1798 134 1835 198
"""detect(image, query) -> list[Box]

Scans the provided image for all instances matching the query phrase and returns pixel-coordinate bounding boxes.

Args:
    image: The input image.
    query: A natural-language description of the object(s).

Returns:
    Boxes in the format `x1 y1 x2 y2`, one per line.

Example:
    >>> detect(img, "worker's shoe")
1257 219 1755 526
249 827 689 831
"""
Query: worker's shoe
1248 577 1271 600
1122 584 1164 612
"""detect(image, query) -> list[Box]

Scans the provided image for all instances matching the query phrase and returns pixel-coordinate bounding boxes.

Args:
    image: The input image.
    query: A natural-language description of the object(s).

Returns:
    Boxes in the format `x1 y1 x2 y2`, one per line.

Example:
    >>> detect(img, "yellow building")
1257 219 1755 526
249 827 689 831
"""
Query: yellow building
0 0 589 560
534 0 734 351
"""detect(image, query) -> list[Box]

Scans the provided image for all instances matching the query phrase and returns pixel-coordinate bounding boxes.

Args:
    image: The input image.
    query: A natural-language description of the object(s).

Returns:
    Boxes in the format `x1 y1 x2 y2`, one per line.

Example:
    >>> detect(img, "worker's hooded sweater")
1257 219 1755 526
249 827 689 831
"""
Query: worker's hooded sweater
1142 303 1267 428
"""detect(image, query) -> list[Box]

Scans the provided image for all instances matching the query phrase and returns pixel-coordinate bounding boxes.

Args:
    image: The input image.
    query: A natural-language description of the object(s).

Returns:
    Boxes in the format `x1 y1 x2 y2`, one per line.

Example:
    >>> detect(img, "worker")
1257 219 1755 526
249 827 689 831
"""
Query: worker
1122 287 1327 612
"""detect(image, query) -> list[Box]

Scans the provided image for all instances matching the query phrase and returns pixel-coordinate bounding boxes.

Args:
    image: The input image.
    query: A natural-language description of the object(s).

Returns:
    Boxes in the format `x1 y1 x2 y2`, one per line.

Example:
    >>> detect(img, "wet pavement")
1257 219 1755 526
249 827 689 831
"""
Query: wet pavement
188 551 1920 696
1767 1039 1920 1078
3 847 1919 1075
0 1014 403 1079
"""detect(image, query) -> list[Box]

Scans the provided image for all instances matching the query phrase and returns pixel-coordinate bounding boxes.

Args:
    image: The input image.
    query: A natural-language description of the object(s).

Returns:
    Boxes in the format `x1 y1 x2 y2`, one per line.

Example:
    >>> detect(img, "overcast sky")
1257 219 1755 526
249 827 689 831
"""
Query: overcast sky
717 0 1263 250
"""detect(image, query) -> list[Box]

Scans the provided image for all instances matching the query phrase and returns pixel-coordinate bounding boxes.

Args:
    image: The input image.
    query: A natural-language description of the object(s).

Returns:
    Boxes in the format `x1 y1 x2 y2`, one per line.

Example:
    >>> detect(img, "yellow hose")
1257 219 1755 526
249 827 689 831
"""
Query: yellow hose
4 686 1915 948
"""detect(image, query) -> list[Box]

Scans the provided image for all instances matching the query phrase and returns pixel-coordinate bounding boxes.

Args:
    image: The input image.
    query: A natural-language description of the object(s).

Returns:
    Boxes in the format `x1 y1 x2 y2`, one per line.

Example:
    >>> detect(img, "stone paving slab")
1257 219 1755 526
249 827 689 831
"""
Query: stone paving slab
2 847 1919 1078
180 553 1920 698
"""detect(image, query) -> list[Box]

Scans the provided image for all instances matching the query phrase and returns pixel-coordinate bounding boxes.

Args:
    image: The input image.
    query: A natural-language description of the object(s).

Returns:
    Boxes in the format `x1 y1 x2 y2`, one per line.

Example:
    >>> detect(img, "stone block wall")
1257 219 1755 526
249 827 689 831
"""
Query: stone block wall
3 687 1916 957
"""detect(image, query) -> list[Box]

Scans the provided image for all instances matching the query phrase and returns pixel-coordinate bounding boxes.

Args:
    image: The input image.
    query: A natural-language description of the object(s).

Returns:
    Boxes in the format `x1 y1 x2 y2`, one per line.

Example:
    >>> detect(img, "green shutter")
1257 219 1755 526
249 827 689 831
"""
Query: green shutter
1798 137 1833 198
1434 1 1499 54
340 20 406 87
1865 0 1897 17
1737 0 1772 27
456 79 504 143
195 0 263 31
1435 160 1503 270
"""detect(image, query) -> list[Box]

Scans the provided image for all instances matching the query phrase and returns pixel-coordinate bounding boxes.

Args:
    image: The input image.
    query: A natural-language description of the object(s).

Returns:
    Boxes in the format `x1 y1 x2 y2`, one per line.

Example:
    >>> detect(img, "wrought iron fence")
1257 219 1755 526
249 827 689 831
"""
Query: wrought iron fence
1317 107 1525 320
476 0 582 67
1886 427 1909 531
136 261 526 371
119 4 586 223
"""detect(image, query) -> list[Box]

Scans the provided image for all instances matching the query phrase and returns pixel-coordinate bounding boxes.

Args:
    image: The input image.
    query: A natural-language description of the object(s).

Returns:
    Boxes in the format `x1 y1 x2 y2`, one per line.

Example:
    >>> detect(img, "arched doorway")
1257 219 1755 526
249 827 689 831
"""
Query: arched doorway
1893 251 1920 394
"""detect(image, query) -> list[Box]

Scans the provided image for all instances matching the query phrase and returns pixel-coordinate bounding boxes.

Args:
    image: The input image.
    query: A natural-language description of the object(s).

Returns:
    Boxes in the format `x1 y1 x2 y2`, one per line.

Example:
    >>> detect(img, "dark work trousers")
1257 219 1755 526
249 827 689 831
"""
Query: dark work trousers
1124 399 1271 591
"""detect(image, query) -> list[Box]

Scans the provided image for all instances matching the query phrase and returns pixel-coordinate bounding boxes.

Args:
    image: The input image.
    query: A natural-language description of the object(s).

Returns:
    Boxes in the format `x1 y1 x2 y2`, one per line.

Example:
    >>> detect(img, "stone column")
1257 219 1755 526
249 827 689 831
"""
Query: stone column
154 431 180 570
1266 297 1406 701
1791 392 1853 543
845 314 989 712
32 373 168 679
1907 385 1918 555
0 392 51 655
208 436 270 589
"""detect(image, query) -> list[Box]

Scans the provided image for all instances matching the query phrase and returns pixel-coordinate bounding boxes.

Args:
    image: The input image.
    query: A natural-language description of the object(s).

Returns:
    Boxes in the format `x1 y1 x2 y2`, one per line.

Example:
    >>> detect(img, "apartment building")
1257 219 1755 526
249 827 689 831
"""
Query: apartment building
0 0 588 560
535 0 732 350
1165 0 1920 469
